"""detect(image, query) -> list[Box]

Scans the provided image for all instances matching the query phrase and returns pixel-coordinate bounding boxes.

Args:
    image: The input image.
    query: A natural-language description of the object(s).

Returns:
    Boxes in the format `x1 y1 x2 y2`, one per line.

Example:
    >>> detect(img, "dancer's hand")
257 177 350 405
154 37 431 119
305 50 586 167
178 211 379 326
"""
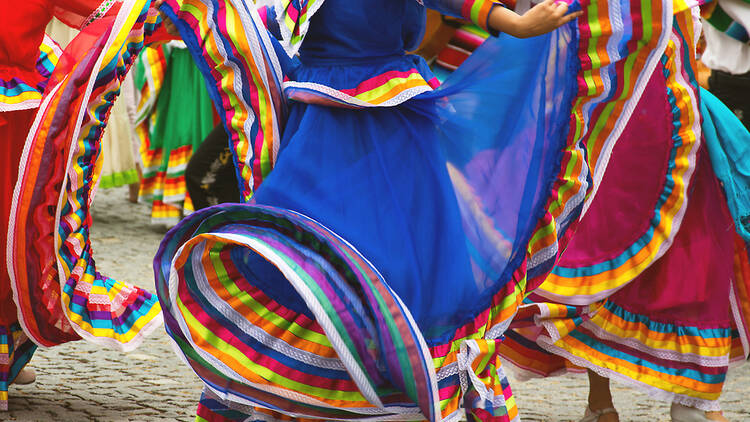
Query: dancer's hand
489 0 583 39
153 0 179 36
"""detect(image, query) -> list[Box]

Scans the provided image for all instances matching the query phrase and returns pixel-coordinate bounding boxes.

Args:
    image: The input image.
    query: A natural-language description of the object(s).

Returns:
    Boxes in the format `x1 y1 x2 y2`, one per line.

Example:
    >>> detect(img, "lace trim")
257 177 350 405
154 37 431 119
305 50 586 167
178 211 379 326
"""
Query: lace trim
536 335 723 411
284 80 433 108
730 285 750 359
82 0 117 30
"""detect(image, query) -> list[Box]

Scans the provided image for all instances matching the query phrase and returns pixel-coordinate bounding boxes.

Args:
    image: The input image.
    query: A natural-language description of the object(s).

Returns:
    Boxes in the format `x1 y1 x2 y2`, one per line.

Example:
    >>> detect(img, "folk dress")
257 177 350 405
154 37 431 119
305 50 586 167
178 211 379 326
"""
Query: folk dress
154 0 688 420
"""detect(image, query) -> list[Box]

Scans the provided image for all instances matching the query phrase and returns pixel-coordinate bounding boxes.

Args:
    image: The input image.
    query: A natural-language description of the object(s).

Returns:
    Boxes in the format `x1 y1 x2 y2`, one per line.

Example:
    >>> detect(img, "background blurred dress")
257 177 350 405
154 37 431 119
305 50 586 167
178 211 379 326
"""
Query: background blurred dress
133 41 215 226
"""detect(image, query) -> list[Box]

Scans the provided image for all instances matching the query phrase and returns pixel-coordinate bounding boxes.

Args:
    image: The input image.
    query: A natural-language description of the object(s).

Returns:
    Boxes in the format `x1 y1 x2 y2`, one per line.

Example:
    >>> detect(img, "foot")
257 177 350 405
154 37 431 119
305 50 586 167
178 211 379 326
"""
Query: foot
585 370 618 422
705 411 729 422
580 406 619 422
671 403 729 422
12 368 36 385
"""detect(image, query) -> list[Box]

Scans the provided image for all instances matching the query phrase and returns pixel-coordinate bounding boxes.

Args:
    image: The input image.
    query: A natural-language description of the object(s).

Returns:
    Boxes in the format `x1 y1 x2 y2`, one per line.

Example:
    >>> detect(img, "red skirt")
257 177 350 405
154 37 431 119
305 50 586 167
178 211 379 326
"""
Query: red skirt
1 109 36 324
0 108 37 411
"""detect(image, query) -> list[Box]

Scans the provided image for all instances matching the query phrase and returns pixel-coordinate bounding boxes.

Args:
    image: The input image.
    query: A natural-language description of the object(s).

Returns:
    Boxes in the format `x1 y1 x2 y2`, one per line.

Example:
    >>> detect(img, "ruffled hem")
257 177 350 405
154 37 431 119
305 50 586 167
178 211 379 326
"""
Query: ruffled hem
532 4 702 306
525 0 676 292
503 300 731 411
0 35 62 112
0 324 37 412
156 205 442 421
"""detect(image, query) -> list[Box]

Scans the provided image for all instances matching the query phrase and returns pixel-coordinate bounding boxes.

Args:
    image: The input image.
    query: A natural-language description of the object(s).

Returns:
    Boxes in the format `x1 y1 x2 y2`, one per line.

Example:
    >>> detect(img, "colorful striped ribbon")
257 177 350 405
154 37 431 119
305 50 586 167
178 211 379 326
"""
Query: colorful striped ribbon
525 0 675 289
702 0 750 43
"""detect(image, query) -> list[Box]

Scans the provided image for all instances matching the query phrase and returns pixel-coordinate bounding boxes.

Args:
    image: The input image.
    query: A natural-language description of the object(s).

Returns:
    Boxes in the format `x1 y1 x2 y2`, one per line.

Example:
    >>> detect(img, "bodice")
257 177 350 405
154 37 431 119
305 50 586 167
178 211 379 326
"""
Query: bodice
278 0 440 108
298 0 425 65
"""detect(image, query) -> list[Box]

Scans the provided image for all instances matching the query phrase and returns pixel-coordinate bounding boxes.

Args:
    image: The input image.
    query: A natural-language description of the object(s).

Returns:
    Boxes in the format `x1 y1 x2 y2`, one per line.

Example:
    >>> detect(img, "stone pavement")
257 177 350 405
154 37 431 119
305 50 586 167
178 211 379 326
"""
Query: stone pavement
4 186 750 421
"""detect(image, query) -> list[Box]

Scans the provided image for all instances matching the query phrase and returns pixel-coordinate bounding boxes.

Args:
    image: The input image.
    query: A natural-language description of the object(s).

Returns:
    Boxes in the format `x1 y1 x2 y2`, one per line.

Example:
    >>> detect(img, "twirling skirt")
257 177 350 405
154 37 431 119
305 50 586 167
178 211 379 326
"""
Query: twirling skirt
155 0 680 420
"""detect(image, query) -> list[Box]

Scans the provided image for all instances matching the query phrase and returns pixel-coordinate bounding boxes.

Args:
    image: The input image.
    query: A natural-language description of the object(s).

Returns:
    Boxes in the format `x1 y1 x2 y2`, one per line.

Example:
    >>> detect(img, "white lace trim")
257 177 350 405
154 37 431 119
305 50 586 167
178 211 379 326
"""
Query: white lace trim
536 335 723 412
284 80 433 108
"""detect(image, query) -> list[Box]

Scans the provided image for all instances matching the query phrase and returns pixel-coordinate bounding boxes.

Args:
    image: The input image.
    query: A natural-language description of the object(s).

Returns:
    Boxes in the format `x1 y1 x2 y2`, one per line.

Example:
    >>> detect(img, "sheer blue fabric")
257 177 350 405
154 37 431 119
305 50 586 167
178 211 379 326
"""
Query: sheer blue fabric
250 24 579 341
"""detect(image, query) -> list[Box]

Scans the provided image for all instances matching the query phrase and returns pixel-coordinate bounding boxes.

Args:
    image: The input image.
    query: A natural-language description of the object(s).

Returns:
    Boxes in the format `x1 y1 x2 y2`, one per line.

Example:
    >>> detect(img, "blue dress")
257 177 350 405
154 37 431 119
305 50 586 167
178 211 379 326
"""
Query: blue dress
155 0 587 420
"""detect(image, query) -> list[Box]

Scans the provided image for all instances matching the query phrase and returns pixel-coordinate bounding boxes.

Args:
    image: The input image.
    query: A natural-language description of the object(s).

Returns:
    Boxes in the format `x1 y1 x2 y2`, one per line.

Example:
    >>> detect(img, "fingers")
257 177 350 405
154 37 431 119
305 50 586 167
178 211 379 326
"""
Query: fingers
561 10 583 24
553 1 569 17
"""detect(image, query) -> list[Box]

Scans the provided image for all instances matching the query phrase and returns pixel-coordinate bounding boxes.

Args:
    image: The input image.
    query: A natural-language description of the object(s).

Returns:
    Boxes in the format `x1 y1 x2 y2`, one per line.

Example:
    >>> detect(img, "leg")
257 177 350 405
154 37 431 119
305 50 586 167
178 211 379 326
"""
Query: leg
184 125 239 211
128 164 142 203
584 370 619 422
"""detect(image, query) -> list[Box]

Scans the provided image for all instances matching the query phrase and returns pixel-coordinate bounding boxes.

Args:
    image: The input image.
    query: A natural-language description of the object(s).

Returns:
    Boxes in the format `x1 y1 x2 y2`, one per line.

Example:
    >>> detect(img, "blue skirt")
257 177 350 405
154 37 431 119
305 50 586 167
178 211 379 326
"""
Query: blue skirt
252 101 476 340
155 6 582 419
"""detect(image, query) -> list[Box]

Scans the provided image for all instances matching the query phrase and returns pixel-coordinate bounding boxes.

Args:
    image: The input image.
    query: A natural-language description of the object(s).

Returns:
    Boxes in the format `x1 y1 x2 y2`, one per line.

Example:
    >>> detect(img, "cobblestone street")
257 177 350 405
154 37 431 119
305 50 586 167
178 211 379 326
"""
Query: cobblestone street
4 187 749 421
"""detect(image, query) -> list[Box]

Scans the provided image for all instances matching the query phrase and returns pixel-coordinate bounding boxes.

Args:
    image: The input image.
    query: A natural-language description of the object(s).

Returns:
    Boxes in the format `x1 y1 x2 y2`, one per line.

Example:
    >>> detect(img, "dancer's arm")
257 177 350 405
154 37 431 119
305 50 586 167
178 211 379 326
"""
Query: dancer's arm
489 0 582 38
424 0 582 38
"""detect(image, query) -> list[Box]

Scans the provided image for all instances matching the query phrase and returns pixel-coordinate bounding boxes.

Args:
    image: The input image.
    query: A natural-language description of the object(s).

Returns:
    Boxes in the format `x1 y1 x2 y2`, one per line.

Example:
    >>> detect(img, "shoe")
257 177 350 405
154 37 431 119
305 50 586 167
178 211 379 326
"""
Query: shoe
670 403 727 422
580 406 618 422
12 368 36 385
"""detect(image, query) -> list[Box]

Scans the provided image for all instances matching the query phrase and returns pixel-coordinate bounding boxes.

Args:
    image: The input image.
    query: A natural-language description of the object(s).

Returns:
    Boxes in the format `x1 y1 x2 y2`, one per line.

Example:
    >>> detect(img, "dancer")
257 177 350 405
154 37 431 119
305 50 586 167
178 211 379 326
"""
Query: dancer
2 0 168 411
153 0 686 420
133 41 216 225
496 3 750 421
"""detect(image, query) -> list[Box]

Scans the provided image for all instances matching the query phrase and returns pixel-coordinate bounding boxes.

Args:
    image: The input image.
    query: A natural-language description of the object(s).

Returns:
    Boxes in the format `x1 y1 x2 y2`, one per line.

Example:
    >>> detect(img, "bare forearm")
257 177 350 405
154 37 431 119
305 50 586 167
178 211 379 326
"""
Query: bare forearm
487 6 524 37
488 0 583 39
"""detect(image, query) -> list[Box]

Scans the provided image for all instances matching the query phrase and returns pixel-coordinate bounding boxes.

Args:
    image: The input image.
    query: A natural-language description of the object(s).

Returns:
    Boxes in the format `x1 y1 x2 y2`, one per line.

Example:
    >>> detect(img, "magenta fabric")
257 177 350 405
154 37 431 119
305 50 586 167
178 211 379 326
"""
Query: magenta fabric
610 147 735 325
557 71 674 266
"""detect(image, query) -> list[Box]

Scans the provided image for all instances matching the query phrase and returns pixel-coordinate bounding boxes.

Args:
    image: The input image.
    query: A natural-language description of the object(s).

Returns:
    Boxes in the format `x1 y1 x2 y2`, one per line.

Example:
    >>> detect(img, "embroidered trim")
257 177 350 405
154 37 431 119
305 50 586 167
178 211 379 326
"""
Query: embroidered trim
82 0 117 29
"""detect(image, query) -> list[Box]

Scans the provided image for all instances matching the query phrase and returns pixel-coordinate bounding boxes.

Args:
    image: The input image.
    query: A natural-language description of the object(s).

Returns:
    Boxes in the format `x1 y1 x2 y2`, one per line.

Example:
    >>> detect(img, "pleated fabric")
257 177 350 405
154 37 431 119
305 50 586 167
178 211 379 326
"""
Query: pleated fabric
153 0 678 420
7 0 166 351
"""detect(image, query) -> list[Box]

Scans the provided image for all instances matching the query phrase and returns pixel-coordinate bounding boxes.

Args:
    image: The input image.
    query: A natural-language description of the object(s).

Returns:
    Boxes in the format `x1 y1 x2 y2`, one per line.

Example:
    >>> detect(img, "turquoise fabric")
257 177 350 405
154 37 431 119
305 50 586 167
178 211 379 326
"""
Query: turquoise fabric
701 87 750 241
